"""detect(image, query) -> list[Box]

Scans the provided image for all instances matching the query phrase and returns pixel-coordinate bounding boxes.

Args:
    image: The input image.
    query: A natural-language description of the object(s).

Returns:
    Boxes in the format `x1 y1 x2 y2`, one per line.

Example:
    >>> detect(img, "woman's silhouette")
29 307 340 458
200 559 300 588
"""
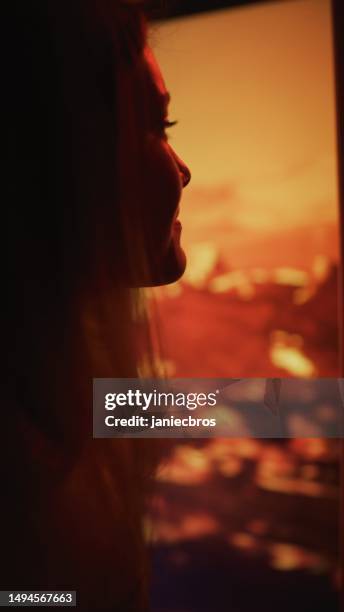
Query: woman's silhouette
3 1 190 610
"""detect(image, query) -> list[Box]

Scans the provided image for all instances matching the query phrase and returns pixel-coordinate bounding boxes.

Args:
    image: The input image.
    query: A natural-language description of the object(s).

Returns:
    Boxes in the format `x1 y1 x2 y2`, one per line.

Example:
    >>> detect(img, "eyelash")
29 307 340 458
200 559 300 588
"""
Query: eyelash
163 120 178 129
157 119 178 140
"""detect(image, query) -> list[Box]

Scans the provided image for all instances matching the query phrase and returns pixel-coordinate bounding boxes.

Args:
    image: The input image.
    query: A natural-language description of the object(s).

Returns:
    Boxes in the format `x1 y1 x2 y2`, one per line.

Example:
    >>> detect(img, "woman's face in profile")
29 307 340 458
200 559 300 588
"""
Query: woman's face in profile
119 43 191 287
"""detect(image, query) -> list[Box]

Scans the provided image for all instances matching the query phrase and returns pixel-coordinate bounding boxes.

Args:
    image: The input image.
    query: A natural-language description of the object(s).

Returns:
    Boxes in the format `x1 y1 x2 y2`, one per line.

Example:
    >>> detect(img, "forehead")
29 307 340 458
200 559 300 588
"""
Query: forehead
143 47 165 93
142 45 169 106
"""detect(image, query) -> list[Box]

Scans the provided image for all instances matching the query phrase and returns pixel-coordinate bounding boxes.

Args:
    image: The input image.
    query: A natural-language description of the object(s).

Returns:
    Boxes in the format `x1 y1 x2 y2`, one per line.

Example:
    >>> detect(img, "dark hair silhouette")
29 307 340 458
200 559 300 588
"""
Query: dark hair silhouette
3 2 174 609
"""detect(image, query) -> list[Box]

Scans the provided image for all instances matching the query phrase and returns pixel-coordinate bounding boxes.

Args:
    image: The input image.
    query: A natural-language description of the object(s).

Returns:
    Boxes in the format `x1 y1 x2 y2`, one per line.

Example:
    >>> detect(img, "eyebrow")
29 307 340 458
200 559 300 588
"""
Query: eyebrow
148 89 171 123
155 91 171 112
161 92 172 117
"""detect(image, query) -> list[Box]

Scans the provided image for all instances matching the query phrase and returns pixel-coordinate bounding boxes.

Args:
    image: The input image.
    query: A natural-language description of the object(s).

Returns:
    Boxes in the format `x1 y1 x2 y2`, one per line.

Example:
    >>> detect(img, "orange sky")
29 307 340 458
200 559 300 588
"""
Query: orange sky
151 0 340 271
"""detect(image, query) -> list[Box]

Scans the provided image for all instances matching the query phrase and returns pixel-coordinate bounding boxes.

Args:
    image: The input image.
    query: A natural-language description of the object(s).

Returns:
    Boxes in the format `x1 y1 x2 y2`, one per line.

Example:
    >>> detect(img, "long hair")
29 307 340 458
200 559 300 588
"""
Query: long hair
3 1 164 609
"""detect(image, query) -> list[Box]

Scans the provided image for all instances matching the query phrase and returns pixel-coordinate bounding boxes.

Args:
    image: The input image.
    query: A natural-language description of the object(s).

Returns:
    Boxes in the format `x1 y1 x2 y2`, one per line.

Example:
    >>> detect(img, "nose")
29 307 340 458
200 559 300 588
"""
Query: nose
172 149 191 188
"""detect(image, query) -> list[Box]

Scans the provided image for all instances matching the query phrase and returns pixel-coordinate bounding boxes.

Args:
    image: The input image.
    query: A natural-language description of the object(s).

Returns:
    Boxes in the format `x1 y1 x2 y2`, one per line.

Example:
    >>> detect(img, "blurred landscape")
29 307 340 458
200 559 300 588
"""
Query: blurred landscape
150 438 339 612
149 250 341 612
156 249 339 378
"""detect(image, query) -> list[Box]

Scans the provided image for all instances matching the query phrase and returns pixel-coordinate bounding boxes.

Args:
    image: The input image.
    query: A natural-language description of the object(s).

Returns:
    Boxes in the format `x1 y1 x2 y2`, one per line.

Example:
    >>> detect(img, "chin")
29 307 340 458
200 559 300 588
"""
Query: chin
147 243 187 287
162 243 187 285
